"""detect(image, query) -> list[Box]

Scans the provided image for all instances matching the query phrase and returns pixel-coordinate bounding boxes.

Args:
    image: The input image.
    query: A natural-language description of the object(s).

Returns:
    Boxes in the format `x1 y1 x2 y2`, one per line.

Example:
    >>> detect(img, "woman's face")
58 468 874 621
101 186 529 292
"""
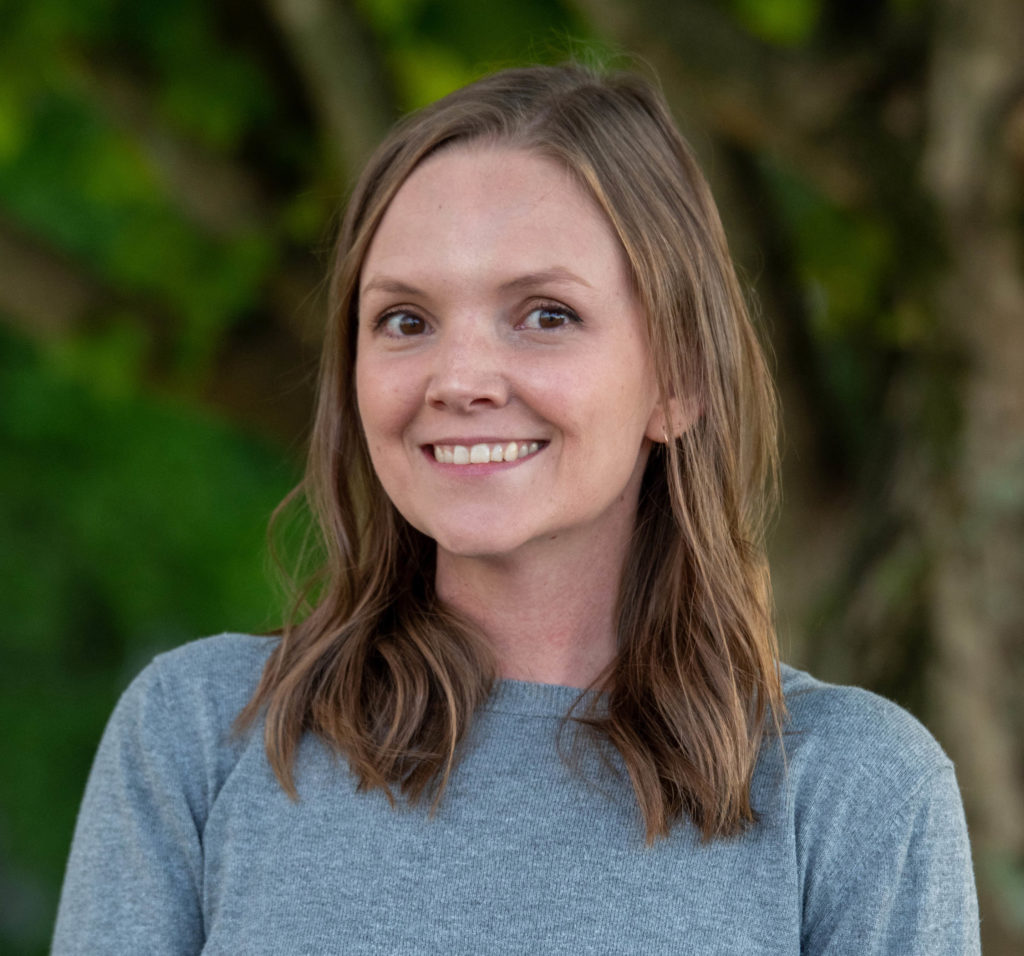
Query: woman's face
355 145 666 564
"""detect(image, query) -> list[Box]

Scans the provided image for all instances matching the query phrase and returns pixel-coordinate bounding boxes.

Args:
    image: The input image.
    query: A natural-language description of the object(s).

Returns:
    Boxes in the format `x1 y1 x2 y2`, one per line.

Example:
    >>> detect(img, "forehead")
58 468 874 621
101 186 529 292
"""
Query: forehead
360 145 630 287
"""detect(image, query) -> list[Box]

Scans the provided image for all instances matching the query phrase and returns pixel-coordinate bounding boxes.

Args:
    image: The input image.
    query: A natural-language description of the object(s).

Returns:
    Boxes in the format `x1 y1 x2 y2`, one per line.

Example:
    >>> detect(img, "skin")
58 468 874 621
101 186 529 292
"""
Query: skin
355 145 670 687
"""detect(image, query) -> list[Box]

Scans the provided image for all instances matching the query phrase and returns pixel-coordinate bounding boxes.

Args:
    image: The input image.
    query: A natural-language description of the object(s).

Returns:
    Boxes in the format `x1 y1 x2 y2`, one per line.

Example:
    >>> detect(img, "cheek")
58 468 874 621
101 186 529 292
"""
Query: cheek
353 355 372 426
355 360 402 436
355 380 408 499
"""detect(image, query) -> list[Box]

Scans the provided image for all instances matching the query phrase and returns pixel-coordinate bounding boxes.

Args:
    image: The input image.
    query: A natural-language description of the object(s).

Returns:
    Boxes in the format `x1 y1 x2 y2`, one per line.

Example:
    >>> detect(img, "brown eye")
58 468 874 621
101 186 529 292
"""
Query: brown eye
521 305 580 330
381 312 427 336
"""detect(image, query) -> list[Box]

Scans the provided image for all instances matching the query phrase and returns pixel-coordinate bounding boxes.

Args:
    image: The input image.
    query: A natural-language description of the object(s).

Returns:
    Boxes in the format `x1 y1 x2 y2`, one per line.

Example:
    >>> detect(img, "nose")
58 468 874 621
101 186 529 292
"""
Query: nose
424 326 510 412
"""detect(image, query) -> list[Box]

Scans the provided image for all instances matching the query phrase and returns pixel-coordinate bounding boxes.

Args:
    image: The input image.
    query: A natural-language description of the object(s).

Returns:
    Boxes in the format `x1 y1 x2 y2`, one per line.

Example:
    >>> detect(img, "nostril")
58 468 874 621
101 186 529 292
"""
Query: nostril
424 366 509 411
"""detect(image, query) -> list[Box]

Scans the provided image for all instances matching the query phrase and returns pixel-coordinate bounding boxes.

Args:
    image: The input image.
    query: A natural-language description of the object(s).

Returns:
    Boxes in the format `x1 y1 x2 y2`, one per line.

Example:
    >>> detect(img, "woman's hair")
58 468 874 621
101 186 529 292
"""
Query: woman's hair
239 63 783 843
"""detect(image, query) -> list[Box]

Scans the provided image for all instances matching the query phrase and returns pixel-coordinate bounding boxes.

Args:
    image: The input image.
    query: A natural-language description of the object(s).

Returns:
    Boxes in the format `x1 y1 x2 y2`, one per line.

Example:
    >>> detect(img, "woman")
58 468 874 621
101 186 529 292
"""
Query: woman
54 64 979 954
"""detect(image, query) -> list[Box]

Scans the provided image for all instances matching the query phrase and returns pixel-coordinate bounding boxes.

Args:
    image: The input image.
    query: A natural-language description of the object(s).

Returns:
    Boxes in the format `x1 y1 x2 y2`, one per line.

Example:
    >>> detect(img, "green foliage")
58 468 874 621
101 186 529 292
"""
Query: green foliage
0 92 275 371
357 0 589 107
758 154 907 460
0 0 297 389
761 157 893 336
983 851 1024 933
0 327 295 952
728 0 819 46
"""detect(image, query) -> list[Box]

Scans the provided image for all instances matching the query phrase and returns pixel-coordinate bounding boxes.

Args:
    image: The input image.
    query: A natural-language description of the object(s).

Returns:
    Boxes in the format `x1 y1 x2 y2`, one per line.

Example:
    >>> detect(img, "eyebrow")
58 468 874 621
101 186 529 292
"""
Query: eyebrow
360 277 422 297
360 267 593 298
499 267 593 293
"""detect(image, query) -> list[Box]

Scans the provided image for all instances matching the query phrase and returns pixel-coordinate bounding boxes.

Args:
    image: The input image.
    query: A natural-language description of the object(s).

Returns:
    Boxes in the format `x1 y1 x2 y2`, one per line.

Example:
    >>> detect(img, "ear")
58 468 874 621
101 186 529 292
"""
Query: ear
645 392 701 443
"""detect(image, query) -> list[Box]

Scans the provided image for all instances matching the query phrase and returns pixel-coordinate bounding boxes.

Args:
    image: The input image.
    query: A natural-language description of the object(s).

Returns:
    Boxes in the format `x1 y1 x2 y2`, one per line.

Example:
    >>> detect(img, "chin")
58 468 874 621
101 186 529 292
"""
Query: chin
433 535 526 562
427 523 535 562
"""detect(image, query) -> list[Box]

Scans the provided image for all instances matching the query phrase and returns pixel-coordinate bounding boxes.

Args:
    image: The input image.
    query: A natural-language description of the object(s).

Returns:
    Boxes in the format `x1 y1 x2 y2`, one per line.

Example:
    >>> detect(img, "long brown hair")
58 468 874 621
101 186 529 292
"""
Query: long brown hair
239 63 783 842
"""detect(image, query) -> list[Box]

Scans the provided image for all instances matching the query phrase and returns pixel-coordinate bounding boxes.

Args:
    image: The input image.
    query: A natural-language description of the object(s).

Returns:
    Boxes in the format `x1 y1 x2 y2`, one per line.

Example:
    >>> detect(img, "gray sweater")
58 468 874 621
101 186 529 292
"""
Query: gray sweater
53 633 980 954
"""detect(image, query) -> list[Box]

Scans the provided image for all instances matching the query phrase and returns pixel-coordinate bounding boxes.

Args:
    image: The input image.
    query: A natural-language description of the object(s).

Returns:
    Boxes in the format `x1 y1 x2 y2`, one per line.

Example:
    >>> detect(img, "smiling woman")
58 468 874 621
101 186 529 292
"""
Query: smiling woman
356 146 664 612
53 64 980 954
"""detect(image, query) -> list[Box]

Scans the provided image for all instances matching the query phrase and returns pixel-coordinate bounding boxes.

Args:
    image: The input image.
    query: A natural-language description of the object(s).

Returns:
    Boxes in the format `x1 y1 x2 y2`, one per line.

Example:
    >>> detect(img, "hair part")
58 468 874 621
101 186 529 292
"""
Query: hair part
238 63 784 842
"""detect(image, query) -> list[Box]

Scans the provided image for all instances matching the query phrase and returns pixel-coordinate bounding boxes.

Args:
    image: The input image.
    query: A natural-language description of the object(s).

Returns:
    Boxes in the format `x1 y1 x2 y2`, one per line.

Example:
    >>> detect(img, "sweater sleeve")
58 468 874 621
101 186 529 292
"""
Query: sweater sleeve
799 746 980 955
52 657 207 955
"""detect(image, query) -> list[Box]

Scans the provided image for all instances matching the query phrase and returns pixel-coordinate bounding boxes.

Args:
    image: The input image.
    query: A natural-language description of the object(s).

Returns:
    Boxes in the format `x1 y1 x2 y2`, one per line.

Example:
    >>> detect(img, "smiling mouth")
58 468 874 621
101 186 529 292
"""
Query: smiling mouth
430 441 542 465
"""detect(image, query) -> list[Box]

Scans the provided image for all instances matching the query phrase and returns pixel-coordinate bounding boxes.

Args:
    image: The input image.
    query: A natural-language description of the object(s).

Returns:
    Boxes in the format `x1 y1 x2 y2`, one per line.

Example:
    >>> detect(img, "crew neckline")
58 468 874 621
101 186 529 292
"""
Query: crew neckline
482 678 604 717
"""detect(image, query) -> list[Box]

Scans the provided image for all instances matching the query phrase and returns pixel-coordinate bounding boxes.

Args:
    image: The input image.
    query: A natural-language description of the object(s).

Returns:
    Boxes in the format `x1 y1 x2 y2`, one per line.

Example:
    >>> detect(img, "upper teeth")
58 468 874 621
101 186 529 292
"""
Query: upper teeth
433 441 540 464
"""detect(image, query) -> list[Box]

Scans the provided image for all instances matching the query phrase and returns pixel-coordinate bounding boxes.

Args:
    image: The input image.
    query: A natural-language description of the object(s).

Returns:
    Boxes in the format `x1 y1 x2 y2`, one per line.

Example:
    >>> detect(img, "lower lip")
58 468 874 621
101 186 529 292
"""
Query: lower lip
421 444 544 475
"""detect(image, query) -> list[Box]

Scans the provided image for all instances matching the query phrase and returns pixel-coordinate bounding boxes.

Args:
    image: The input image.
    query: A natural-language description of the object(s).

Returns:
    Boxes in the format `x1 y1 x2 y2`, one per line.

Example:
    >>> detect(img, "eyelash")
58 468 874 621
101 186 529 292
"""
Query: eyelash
517 301 582 330
375 310 428 338
371 299 582 338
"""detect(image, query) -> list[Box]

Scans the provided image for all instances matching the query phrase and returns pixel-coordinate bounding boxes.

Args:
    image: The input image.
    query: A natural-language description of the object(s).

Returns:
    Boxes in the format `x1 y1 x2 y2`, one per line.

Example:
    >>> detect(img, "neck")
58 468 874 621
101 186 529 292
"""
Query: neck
435 534 631 689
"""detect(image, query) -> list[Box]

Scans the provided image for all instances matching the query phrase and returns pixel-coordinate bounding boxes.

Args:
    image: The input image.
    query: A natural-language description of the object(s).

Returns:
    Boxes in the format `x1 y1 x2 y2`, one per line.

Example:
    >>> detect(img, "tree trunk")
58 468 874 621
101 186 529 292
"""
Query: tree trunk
264 0 396 182
922 0 1024 949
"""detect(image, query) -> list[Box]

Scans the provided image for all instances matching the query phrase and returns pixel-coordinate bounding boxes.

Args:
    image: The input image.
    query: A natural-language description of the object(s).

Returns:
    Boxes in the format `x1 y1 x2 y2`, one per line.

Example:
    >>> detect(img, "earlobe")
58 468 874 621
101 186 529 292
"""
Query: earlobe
645 394 700 443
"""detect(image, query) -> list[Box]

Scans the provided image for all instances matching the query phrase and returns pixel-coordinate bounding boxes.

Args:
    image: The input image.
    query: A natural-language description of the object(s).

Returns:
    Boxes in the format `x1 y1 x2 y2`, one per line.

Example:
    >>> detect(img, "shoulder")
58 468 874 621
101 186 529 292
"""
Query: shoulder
116 632 276 726
54 634 279 951
124 631 276 708
144 631 278 706
776 662 956 845
775 666 979 953
105 633 278 791
778 663 952 789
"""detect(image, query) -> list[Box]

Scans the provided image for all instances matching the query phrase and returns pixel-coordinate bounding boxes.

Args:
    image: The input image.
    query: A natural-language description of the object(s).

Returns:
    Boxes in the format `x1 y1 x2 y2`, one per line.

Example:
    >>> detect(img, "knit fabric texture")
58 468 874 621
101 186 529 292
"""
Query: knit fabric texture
53 633 980 954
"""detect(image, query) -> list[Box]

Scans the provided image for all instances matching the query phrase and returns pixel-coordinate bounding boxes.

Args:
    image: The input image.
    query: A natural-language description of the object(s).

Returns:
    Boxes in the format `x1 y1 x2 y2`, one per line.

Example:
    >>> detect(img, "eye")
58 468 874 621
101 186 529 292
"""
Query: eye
519 303 580 330
378 311 429 337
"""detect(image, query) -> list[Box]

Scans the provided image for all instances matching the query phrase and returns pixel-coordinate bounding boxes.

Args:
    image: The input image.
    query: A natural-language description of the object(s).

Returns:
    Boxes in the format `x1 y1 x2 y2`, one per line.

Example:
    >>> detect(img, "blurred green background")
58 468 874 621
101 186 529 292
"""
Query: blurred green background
1 0 1022 952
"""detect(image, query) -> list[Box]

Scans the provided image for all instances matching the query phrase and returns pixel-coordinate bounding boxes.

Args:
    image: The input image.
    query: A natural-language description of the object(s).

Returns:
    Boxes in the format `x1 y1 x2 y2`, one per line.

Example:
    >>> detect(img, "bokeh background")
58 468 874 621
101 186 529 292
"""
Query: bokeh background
2 0 1022 952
